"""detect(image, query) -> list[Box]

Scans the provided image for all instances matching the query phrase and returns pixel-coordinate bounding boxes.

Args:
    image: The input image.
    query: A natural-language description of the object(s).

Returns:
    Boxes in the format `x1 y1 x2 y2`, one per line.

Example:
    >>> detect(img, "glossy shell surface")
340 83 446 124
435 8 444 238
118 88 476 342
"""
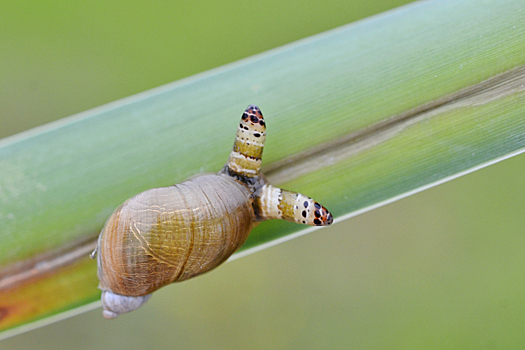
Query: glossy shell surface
97 174 253 296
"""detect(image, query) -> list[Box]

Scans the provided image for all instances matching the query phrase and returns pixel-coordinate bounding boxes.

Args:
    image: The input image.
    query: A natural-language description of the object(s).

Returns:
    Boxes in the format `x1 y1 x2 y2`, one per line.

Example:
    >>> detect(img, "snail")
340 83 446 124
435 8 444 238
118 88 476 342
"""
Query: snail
90 105 333 319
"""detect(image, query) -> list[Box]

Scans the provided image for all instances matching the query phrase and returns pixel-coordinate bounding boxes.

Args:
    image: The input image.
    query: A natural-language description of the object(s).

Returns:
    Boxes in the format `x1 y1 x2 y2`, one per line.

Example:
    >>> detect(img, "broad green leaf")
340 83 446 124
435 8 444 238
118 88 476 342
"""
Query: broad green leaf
1 0 525 336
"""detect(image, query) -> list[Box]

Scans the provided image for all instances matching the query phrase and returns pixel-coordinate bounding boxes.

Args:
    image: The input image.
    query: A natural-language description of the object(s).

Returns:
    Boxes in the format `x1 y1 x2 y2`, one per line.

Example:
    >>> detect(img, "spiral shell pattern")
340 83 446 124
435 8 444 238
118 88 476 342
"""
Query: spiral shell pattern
97 175 253 297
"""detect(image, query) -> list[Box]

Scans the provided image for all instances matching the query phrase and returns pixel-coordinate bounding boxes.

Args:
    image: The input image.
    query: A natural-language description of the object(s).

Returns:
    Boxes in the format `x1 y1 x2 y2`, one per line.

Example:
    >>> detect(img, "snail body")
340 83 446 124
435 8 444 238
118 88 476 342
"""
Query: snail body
92 105 333 319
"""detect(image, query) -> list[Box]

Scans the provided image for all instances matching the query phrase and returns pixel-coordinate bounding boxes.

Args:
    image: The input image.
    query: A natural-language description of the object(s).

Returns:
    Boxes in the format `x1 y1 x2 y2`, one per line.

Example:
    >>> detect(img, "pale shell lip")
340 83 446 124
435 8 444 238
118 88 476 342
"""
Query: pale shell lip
101 291 151 319
102 310 119 320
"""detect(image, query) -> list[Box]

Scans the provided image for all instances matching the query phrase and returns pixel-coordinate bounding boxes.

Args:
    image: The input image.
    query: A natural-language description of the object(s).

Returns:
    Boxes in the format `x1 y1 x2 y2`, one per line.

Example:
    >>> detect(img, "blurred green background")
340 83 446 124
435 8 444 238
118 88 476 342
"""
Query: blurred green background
3 0 525 349
0 0 411 138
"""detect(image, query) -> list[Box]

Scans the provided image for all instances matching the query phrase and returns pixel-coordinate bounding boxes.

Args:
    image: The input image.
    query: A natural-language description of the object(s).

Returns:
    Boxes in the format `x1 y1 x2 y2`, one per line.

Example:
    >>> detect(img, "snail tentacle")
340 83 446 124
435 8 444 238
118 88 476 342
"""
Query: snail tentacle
254 184 333 226
226 104 266 178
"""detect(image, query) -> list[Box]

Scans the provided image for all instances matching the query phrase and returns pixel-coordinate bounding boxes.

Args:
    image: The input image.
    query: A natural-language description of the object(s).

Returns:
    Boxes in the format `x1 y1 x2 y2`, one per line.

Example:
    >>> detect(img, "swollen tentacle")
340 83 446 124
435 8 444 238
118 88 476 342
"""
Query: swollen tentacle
225 105 266 178
254 184 333 226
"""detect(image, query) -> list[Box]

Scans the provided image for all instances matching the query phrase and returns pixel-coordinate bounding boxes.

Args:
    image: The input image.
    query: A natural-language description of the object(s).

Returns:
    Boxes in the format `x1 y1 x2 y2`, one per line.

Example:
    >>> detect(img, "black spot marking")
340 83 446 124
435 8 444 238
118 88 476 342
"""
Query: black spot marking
313 219 322 225
254 132 261 137
239 123 243 128
250 115 259 123
314 210 321 218
302 220 306 224
294 205 298 209
302 210 307 218
242 113 248 120
304 201 309 208
259 120 265 126
314 202 321 210
244 126 249 130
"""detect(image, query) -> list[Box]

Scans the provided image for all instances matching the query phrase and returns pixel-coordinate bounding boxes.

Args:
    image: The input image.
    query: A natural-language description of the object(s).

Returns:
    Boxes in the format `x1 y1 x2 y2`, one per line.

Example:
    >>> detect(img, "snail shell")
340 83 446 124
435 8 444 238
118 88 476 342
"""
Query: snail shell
97 175 253 296
92 105 333 319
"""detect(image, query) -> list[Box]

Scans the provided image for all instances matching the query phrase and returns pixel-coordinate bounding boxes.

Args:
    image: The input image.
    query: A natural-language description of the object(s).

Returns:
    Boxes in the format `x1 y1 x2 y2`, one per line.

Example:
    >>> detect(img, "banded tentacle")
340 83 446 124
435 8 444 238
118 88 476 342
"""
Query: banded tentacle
254 184 333 226
226 105 266 177
93 104 334 319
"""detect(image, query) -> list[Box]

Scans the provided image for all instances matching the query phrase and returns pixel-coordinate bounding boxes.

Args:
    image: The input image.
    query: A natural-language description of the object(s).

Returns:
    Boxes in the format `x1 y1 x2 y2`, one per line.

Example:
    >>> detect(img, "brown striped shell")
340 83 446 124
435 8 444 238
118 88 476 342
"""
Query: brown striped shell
92 105 333 319
96 175 253 297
